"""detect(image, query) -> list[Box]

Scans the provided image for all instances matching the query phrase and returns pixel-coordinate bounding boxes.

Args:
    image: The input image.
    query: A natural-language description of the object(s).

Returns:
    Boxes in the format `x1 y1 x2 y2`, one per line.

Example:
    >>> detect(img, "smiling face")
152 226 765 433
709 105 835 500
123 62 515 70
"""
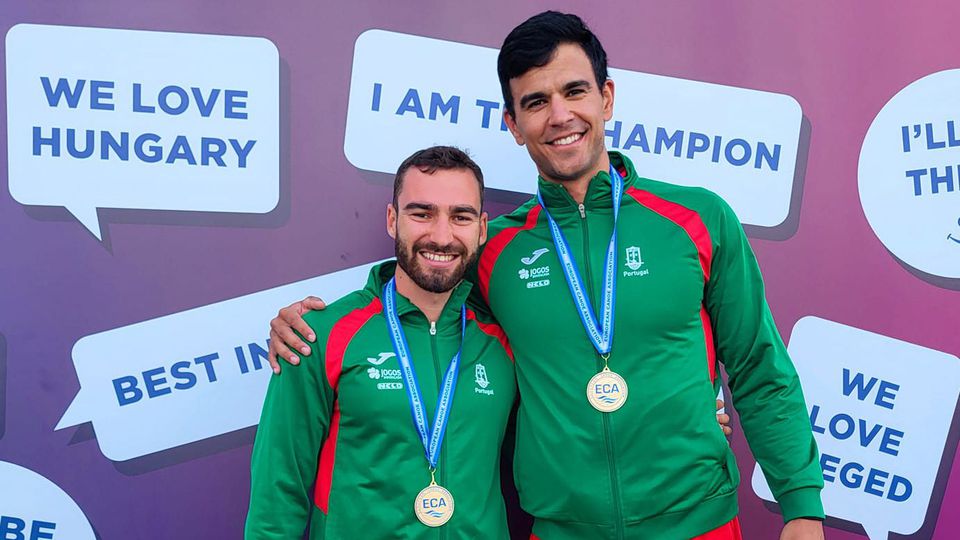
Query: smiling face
503 43 614 188
387 166 487 293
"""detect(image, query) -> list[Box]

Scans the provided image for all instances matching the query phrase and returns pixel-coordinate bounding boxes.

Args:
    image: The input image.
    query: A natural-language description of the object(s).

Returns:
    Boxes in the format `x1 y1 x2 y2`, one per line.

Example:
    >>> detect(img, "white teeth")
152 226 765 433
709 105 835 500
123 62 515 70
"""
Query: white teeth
552 133 582 146
422 252 455 262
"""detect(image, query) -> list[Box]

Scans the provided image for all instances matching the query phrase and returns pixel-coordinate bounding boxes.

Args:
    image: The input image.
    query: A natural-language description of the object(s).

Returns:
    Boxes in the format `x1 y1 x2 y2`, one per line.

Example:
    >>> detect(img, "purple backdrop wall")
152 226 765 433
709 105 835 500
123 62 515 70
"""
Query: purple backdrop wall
1 1 958 538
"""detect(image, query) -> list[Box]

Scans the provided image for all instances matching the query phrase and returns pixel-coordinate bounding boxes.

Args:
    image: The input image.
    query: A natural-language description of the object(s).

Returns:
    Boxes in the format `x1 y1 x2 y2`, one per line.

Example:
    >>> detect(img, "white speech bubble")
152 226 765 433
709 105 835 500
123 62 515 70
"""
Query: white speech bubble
859 69 960 279
55 261 381 462
0 460 95 539
344 29 802 228
5 24 280 240
751 316 960 540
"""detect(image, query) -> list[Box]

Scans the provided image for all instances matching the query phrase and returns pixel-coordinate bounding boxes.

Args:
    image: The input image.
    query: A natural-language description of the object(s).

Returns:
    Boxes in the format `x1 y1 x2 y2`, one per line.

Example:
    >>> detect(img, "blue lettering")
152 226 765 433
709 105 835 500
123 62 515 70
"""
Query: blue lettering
165 136 197 165
654 128 683 157
888 475 912 502
32 126 60 157
195 353 219 383
192 87 221 118
875 380 900 410
841 368 878 401
66 129 95 159
101 130 129 161
839 461 864 489
901 125 912 152
371 82 382 112
754 142 780 171
158 85 189 115
856 419 882 448
143 367 172 398
171 360 197 391
396 88 425 118
421 498 447 508
134 133 163 163
828 413 854 440
604 120 622 148
247 342 269 371
925 122 945 149
724 138 752 166
33 521 56 540
224 89 248 119
809 404 825 434
820 452 839 482
949 120 960 147
622 123 649 152
864 468 888 497
201 137 227 166
89 80 115 111
229 139 256 168
475 99 500 129
113 376 142 406
132 83 156 113
930 166 955 194
905 168 926 196
428 93 459 123
40 77 85 108
0 516 25 539
686 132 710 159
879 428 904 457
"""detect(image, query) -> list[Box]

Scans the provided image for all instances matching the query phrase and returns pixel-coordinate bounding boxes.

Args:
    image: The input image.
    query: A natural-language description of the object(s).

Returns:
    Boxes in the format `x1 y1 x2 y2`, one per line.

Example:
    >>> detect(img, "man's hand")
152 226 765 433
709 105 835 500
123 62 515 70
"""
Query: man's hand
780 518 824 540
716 399 732 436
267 296 327 374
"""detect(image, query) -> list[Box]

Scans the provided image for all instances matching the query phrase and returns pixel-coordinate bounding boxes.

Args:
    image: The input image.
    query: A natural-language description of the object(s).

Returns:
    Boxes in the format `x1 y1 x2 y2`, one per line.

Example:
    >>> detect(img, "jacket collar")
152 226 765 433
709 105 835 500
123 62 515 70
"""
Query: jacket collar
364 260 472 326
535 151 638 214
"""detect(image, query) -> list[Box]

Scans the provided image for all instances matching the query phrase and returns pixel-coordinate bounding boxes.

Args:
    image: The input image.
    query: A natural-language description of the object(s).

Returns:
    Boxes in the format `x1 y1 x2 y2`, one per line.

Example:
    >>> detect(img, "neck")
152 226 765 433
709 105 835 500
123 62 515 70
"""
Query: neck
394 266 454 322
544 152 612 204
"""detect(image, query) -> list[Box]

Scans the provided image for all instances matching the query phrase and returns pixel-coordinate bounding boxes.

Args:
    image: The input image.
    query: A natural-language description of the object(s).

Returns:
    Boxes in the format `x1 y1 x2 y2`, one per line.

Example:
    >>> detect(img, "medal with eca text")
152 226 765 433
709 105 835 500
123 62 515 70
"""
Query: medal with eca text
384 278 464 527
537 164 629 413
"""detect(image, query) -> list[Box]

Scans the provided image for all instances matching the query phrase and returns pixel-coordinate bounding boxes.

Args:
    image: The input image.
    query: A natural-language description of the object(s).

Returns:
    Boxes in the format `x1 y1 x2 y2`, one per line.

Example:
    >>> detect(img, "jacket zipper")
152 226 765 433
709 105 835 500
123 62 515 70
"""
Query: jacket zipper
430 319 447 540
579 202 625 540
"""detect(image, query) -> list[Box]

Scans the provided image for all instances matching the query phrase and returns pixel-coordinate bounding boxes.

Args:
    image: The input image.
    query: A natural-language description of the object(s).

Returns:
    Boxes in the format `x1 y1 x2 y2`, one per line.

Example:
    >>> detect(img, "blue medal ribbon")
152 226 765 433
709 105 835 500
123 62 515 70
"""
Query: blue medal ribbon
536 165 623 356
383 277 465 469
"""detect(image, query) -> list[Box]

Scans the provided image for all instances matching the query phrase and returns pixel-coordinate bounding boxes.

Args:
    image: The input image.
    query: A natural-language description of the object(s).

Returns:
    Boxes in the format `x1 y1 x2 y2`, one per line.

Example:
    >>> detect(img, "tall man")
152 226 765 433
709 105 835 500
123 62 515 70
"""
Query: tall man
246 147 517 538
268 12 823 540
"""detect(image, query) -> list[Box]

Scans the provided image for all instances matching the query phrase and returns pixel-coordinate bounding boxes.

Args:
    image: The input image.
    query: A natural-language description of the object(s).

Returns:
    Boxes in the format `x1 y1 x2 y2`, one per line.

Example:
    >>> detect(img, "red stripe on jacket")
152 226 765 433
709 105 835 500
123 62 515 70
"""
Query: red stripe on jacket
478 205 542 305
466 309 514 361
313 297 383 513
625 187 717 382
625 187 713 281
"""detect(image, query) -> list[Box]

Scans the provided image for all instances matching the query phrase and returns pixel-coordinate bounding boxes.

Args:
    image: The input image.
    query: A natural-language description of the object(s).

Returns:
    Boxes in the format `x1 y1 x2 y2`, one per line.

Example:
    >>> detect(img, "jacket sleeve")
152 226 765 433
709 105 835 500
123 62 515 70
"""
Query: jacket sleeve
244 328 335 538
703 197 824 522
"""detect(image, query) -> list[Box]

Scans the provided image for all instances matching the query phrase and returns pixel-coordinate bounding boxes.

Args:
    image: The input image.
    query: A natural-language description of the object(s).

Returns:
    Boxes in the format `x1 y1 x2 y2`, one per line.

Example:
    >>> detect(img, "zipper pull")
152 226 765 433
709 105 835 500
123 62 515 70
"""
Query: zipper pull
429 321 437 336
578 203 586 218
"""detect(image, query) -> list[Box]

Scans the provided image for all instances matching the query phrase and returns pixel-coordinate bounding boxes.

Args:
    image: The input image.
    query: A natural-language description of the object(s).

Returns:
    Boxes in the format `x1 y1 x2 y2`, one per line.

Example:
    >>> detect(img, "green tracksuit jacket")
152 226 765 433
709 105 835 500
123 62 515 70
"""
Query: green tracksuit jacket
471 151 824 539
245 262 517 539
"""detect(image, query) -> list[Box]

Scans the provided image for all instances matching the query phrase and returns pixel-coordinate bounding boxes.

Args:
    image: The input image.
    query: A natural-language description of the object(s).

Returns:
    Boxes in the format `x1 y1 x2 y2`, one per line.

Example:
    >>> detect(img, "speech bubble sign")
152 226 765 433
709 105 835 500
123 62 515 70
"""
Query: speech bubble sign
5 24 280 240
55 261 380 462
751 316 960 540
344 29 802 228
0 460 95 539
859 69 960 279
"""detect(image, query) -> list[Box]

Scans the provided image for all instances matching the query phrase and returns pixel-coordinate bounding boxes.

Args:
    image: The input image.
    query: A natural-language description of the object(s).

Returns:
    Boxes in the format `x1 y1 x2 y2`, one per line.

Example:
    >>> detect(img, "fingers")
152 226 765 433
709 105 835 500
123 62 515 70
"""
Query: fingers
269 326 302 367
721 425 733 436
715 399 725 412
301 296 327 313
281 303 316 345
267 335 282 375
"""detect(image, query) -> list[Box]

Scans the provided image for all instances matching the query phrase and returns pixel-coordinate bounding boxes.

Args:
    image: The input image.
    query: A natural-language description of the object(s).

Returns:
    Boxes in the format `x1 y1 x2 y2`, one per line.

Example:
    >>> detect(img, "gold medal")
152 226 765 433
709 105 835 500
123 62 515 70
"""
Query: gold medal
414 473 454 527
586 366 628 412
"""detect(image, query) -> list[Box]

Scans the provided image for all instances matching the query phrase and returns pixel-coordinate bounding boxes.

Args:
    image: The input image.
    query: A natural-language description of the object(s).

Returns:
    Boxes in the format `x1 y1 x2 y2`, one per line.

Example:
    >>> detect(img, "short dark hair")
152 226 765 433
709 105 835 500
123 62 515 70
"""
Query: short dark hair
393 146 484 208
497 11 609 117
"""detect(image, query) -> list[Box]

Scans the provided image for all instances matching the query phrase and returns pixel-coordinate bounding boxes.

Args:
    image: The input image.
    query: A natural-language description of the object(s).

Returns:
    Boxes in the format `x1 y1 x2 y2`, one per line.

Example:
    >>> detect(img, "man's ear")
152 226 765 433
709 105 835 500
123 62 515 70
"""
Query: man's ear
386 203 397 239
503 109 525 146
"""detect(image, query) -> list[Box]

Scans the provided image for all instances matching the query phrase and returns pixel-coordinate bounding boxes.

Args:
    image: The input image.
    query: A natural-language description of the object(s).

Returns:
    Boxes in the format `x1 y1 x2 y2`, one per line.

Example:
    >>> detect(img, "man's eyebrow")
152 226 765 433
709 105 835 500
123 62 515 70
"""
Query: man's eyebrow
450 204 480 216
518 80 593 109
403 202 437 212
519 91 548 109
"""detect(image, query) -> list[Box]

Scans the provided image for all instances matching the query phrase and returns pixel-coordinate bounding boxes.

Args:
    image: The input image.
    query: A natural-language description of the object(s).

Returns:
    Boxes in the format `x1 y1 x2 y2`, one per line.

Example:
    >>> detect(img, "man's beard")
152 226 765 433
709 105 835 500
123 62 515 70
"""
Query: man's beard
395 237 477 293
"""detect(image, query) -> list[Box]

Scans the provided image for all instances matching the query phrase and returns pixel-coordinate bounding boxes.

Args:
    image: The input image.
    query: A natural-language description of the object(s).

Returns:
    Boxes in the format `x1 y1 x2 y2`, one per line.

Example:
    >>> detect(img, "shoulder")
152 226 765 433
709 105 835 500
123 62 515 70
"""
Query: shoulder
303 289 383 348
487 196 541 239
626 177 737 232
